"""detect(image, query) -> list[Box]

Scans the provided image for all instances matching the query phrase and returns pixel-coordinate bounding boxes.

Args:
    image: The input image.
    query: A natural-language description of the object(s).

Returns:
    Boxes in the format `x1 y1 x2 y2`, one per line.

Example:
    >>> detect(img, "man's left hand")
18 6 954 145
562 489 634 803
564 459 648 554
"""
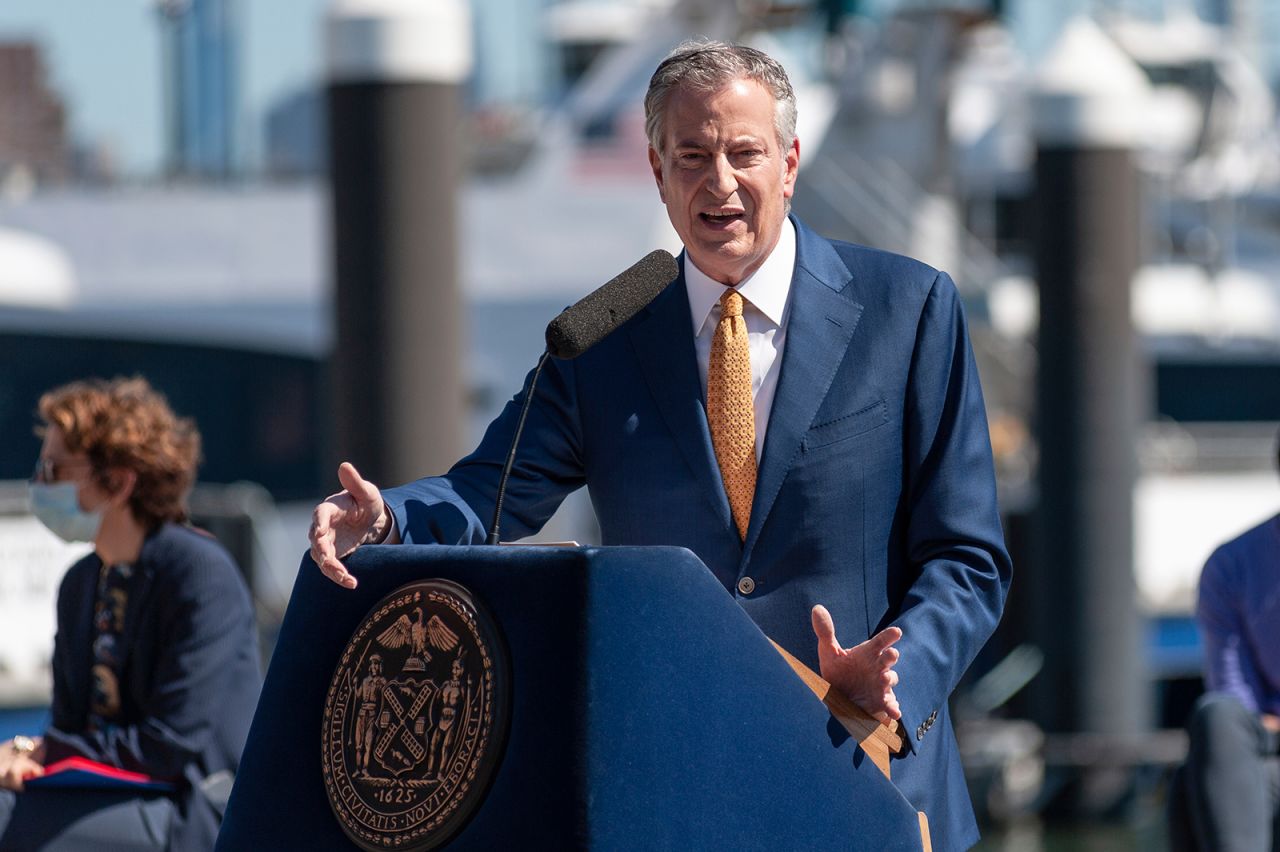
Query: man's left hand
811 605 903 727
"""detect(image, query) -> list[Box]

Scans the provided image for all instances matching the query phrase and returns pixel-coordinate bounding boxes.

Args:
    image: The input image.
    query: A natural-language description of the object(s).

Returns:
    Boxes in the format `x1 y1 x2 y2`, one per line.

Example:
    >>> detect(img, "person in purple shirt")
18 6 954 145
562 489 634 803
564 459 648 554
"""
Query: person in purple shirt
1169 426 1280 852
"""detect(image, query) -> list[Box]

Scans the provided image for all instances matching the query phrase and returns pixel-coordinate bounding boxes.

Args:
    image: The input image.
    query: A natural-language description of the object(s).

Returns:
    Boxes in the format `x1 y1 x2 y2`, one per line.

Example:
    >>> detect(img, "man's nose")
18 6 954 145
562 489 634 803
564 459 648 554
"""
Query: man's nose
705 154 738 198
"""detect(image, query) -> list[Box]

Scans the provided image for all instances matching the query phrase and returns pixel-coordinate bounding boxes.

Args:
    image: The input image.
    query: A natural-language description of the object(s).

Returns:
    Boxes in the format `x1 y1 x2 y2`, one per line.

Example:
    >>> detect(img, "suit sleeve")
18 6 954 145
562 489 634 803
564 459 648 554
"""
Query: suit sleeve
1197 545 1262 713
44 545 262 785
385 353 587 544
890 272 1013 749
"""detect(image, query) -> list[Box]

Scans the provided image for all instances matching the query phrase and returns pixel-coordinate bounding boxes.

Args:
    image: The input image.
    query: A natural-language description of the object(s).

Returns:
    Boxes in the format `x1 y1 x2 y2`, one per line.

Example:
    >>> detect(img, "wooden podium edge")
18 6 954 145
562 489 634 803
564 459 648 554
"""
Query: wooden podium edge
918 811 932 852
769 639 932 852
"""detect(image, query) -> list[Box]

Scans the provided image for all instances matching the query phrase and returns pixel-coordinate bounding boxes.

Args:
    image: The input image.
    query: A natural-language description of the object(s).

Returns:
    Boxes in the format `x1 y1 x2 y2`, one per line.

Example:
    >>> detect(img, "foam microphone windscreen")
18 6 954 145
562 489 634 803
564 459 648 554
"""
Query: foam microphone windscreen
544 250 679 359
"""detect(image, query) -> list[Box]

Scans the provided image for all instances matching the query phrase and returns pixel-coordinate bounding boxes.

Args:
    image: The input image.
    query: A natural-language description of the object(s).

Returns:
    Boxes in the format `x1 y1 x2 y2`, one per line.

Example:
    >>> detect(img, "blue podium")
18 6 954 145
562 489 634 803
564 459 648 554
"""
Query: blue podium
217 546 928 850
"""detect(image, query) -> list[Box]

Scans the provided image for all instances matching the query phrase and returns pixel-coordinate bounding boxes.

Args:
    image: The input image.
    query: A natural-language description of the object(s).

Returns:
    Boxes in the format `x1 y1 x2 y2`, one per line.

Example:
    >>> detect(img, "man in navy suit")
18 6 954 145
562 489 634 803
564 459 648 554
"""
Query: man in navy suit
311 41 1011 850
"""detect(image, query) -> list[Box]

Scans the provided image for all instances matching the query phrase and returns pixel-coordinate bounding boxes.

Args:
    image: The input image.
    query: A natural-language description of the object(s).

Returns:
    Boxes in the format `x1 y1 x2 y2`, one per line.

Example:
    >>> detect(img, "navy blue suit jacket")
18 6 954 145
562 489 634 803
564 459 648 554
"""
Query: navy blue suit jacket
383 217 1011 850
44 523 262 851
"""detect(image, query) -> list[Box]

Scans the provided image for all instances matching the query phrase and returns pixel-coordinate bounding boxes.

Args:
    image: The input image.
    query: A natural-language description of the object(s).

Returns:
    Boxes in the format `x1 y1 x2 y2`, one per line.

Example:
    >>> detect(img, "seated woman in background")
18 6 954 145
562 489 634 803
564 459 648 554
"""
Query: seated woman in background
0 377 262 851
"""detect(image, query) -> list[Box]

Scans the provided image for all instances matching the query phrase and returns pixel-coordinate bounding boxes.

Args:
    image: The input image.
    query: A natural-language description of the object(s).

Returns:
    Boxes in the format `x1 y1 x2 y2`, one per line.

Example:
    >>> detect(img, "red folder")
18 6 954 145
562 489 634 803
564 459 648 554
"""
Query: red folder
24 757 175 793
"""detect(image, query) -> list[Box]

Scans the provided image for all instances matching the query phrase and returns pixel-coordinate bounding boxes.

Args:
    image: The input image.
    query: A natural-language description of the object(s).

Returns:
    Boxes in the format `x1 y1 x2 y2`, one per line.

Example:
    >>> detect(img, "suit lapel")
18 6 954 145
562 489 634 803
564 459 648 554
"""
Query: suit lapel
113 543 158 691
628 269 735 530
68 563 99 715
68 556 155 719
745 222 862 558
119 569 155 661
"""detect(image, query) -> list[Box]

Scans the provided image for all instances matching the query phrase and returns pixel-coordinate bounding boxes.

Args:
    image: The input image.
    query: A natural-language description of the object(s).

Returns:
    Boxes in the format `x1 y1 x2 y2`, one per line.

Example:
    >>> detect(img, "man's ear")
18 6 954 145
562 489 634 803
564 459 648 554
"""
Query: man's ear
648 146 666 203
782 136 800 199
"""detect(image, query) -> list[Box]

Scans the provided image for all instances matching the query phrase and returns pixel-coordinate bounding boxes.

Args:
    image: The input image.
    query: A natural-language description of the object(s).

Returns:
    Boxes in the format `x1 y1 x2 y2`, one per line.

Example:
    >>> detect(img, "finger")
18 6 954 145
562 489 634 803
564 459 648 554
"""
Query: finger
866 625 903 655
310 498 340 546
810 604 838 648
4 760 40 792
310 523 330 563
332 559 357 589
314 554 336 580
310 517 337 568
338 462 381 508
884 669 899 689
878 646 900 668
321 556 358 589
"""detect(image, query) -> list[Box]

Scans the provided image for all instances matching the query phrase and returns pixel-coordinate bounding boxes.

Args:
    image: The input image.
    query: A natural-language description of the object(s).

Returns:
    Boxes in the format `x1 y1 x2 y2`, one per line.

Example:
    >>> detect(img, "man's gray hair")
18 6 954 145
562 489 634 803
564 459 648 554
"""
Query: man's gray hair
644 40 797 154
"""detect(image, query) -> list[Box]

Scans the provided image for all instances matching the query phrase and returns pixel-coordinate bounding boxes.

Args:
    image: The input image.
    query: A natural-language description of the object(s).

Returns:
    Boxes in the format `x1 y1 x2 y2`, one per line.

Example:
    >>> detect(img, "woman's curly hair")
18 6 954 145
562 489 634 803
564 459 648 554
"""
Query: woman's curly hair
38 377 201 530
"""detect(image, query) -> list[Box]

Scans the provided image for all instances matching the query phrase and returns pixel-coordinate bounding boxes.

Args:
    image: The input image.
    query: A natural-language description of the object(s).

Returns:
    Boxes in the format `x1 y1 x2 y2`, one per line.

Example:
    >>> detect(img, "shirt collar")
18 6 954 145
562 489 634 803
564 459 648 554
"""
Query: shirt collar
687 217 796 336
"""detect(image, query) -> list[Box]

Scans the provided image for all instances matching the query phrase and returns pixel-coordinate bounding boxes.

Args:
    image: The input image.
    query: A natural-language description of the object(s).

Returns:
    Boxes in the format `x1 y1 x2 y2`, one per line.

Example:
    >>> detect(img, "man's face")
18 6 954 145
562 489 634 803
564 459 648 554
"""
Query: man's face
649 77 799 286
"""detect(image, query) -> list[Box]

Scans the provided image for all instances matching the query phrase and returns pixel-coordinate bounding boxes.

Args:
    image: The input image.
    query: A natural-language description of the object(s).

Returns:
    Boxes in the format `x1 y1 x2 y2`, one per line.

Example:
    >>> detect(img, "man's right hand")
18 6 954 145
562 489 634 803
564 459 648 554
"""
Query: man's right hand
309 462 394 589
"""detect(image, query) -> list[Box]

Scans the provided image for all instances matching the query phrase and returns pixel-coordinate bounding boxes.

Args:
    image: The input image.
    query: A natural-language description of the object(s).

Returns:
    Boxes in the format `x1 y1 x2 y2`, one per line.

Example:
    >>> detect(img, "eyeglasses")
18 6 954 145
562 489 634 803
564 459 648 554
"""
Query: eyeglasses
32 457 90 483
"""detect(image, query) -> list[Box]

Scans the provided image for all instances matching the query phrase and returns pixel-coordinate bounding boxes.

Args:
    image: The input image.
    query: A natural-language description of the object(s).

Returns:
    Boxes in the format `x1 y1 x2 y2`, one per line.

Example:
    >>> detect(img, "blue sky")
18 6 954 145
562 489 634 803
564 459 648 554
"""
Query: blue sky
0 0 1053 179
0 0 329 177
1 0 1262 179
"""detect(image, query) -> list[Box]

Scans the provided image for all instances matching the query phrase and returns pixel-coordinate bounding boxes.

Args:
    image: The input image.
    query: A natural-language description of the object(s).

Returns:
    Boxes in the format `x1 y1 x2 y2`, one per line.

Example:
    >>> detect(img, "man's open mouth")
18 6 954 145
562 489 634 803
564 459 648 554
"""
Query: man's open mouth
700 211 743 224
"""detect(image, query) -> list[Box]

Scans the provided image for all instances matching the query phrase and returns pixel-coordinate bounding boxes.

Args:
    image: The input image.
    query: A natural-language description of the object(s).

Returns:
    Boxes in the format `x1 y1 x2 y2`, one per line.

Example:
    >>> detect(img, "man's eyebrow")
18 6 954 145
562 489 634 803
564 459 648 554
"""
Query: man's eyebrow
672 134 767 150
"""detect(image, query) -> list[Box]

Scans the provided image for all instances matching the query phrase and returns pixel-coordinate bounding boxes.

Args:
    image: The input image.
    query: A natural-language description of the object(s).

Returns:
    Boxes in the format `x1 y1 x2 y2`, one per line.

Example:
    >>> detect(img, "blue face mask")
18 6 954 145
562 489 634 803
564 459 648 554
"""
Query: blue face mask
28 481 104 543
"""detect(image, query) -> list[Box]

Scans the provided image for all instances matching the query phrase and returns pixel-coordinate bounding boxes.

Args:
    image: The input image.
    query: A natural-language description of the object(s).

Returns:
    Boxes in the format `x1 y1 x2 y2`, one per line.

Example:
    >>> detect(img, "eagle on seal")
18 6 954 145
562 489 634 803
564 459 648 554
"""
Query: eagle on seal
376 609 460 669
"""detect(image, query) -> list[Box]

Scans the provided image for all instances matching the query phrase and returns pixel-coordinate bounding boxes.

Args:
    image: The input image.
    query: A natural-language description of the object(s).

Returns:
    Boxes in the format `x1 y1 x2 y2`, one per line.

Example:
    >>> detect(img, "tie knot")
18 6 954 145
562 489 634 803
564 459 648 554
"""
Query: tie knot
719 289 744 319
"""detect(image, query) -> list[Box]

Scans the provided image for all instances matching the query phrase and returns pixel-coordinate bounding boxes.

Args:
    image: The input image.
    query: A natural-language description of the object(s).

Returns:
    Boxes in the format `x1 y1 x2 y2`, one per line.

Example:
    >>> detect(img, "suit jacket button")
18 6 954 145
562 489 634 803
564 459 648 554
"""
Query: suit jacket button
736 576 756 595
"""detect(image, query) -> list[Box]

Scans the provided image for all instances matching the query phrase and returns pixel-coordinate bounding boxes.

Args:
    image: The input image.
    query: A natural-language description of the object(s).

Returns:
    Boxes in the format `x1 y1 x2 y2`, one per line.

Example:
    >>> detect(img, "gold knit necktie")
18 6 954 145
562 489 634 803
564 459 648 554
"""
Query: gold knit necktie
707 289 757 540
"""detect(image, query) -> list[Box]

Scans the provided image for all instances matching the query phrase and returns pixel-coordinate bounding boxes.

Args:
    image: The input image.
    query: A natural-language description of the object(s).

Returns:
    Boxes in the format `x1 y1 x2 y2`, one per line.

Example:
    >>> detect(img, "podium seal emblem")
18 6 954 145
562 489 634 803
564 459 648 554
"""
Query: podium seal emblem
322 579 510 851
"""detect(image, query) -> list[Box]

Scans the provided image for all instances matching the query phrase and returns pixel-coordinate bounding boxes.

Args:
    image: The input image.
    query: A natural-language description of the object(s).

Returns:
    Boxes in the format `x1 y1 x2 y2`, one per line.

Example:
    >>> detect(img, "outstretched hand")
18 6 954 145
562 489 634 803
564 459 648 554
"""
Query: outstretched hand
309 462 392 589
811 604 903 726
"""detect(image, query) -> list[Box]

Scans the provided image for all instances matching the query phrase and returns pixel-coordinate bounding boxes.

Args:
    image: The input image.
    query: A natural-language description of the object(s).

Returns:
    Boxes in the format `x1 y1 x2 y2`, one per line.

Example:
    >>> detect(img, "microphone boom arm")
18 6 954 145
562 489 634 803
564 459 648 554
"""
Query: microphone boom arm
486 350 551 545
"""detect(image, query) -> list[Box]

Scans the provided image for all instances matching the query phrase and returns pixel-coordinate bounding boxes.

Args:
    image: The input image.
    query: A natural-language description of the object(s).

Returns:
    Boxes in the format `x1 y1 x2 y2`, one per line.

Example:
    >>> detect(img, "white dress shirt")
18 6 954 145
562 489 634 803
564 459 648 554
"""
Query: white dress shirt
685 218 796 462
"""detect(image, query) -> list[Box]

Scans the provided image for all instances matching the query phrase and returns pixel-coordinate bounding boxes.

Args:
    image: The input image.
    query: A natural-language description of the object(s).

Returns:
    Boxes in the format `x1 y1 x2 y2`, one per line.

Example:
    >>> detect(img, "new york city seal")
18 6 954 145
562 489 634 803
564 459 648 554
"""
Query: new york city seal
322 579 510 851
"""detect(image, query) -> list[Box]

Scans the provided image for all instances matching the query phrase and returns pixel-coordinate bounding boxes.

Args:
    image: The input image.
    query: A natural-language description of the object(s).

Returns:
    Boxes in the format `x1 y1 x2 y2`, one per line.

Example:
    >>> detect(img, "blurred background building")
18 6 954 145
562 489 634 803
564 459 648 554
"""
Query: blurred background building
156 0 242 180
0 42 70 187
1 0 1279 847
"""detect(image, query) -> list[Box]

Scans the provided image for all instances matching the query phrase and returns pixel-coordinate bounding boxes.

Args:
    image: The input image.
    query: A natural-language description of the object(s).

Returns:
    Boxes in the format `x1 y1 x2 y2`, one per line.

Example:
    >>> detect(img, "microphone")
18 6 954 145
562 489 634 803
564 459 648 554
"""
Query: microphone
487 249 679 544
544 249 678 359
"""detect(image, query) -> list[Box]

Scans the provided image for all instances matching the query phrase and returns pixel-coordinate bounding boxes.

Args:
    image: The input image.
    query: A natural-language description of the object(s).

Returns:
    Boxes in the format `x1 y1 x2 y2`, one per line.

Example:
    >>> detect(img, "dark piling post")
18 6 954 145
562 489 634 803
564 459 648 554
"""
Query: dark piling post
325 0 471 485
1029 18 1152 743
